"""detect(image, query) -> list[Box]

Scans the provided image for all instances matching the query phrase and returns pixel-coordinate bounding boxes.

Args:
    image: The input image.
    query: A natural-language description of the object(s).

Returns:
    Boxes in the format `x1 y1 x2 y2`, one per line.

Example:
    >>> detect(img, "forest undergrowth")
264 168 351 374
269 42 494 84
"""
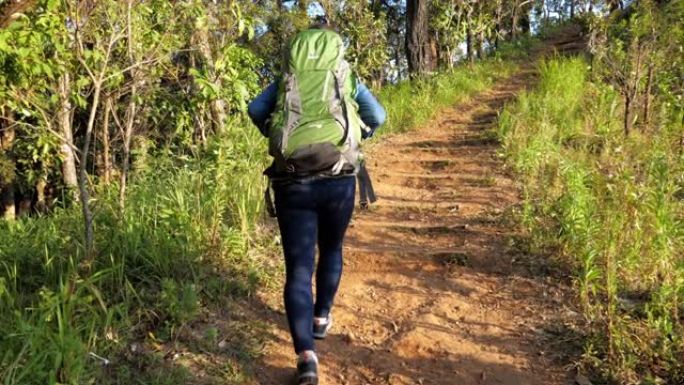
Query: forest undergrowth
498 57 684 384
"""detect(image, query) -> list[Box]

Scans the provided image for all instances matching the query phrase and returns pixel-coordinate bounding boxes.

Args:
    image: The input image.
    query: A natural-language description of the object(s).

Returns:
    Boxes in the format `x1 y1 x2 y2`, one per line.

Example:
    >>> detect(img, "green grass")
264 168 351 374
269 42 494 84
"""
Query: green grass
498 56 684 384
494 35 543 61
377 59 516 136
0 118 276 384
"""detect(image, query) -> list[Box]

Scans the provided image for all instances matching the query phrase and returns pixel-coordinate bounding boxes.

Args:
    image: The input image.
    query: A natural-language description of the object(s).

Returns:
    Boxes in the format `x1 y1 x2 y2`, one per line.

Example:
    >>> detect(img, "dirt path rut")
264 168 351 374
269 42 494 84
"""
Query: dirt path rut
256 66 571 385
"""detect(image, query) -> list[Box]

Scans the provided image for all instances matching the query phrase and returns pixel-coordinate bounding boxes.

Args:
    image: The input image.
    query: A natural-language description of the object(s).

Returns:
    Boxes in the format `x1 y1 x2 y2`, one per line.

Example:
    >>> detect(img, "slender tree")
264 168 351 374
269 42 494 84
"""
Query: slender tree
406 0 433 74
57 72 79 200
0 109 15 220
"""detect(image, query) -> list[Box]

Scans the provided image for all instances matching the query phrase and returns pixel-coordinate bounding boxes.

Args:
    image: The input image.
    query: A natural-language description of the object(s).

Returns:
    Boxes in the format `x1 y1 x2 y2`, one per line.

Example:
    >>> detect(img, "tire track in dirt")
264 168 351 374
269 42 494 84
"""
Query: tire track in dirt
255 65 573 385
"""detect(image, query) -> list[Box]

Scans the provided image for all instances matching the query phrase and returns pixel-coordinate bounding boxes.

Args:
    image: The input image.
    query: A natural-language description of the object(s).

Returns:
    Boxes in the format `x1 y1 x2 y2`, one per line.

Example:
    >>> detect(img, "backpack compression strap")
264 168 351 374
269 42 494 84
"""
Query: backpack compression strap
264 179 277 218
280 74 302 172
357 163 377 210
332 60 366 175
332 61 351 147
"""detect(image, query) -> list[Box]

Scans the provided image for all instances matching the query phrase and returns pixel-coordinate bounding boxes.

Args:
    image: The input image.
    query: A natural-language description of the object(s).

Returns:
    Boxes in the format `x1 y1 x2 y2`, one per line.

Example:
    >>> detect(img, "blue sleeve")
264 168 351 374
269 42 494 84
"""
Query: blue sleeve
247 81 279 137
354 81 386 139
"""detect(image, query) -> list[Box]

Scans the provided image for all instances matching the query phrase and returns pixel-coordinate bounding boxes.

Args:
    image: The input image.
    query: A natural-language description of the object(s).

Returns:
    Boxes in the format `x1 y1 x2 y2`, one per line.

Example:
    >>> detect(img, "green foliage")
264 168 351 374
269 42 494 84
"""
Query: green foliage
494 35 541 60
499 57 684 384
247 3 310 79
335 0 389 83
202 44 263 112
590 0 684 135
0 0 71 193
160 278 199 325
430 0 468 57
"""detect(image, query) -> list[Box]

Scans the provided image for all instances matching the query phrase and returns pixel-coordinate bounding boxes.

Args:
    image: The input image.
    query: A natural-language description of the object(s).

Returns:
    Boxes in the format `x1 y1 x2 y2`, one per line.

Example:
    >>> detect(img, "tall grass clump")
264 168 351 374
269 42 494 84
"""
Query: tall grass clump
378 59 516 136
0 121 271 384
499 56 684 383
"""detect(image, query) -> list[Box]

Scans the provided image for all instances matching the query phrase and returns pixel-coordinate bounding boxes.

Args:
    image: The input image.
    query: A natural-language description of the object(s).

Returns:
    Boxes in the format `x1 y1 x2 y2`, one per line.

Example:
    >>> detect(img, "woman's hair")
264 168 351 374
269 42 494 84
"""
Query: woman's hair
309 15 337 32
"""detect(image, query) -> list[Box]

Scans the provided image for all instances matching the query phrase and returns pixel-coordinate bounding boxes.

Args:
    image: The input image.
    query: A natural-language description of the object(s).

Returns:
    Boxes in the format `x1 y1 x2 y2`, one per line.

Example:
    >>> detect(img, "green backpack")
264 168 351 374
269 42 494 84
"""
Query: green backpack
268 29 369 177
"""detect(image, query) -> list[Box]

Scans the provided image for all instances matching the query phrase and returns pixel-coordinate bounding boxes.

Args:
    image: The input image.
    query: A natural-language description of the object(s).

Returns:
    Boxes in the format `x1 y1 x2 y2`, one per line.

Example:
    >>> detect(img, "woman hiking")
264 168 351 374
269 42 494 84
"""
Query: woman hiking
247 22 386 385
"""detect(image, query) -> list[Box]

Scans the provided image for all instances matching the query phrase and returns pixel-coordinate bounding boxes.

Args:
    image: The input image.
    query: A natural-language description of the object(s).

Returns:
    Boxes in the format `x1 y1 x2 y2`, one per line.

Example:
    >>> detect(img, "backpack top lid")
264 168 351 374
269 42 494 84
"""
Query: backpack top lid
287 29 345 72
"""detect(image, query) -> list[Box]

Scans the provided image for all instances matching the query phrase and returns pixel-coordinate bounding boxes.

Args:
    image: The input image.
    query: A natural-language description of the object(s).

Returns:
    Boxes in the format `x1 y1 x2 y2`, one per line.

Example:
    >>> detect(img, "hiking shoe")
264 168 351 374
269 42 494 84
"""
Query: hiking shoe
313 315 332 339
296 356 318 385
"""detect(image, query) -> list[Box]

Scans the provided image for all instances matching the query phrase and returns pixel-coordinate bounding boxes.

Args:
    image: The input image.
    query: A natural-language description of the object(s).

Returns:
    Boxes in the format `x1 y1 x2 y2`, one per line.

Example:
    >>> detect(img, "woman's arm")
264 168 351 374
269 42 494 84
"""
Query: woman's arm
354 81 386 139
247 81 279 137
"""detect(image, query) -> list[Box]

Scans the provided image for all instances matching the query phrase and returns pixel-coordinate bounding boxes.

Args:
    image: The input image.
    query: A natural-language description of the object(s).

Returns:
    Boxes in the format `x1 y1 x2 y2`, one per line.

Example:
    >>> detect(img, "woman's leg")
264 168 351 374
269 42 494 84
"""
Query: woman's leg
314 177 356 319
274 183 318 354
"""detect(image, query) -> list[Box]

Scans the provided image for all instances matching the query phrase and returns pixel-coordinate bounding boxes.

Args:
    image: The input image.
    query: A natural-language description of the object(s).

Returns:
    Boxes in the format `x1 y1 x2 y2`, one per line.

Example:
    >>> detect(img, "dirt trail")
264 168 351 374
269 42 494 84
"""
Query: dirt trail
255 61 575 385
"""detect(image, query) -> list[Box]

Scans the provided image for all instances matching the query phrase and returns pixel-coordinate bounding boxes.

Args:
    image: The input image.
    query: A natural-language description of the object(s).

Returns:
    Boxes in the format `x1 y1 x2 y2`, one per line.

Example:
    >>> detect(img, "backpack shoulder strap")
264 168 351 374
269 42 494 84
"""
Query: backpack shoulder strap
332 60 352 145
281 73 302 157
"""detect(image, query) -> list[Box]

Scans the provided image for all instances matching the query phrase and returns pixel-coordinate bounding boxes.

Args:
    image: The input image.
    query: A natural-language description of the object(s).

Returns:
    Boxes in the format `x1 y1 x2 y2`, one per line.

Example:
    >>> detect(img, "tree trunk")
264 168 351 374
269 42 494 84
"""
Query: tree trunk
1 185 14 220
608 0 622 12
477 31 485 59
79 97 97 261
570 0 575 18
119 87 137 209
120 0 138 210
405 0 433 75
466 24 474 62
624 95 633 136
394 44 402 80
35 166 48 213
627 43 644 133
1 116 15 220
511 4 519 40
17 197 31 217
78 80 101 263
58 73 79 201
520 6 531 36
446 46 453 68
642 64 654 126
101 95 112 185
494 24 500 49
494 2 502 49
196 27 227 135
429 34 439 68
197 107 208 144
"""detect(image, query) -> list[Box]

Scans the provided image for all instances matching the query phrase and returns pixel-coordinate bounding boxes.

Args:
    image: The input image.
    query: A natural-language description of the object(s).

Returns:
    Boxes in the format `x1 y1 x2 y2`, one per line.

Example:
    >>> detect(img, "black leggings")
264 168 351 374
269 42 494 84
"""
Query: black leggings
274 176 355 353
